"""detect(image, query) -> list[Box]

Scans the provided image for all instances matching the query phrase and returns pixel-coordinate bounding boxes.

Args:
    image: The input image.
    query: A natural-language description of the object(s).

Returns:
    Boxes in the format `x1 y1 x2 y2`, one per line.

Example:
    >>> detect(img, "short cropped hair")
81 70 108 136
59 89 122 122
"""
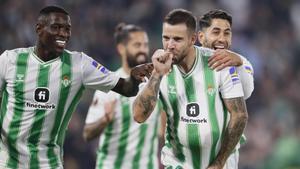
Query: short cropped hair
164 9 197 33
114 23 145 45
199 9 232 30
39 5 69 16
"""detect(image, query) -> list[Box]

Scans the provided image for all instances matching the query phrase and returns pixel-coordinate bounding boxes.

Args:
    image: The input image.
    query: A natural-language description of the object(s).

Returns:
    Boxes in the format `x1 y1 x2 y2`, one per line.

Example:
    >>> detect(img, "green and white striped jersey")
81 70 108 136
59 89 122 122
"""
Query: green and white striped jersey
0 47 119 169
85 68 160 169
159 46 245 169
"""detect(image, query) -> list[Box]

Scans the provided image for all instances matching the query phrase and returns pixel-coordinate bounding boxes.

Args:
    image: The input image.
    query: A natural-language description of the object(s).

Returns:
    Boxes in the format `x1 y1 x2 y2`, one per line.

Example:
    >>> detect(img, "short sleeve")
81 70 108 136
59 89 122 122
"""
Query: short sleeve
85 90 118 124
81 53 120 93
237 55 254 99
0 51 8 96
219 66 244 99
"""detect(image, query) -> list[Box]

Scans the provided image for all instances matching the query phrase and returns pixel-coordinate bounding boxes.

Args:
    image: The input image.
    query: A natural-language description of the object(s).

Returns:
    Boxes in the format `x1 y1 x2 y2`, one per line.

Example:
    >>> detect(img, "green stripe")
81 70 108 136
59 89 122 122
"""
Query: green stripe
97 121 114 169
28 64 50 169
132 124 148 169
184 76 201 169
202 55 220 164
147 105 160 169
57 85 85 147
113 97 131 169
7 53 29 169
167 70 185 162
47 52 72 169
159 93 173 149
0 83 8 146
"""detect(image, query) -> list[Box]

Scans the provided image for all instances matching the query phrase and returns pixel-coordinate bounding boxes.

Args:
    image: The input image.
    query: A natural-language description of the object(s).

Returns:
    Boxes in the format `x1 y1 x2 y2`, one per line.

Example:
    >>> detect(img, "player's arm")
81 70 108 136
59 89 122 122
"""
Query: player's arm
133 49 172 123
112 63 153 97
83 92 116 141
208 49 254 99
208 49 243 71
208 97 248 168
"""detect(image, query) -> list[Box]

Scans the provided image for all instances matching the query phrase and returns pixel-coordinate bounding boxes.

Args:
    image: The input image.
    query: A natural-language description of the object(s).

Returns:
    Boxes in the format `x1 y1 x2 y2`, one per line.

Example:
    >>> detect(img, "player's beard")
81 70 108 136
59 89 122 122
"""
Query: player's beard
126 52 149 68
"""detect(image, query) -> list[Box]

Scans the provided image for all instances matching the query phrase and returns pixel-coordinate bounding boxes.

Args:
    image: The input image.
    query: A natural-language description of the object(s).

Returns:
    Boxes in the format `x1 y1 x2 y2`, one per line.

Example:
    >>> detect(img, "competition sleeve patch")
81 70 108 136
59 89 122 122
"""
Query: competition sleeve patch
244 65 253 75
92 60 109 74
229 67 240 84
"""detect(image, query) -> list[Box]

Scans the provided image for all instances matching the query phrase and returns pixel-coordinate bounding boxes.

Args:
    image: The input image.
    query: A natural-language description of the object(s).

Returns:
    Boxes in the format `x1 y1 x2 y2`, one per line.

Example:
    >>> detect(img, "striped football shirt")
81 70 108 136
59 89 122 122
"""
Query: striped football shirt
0 47 119 169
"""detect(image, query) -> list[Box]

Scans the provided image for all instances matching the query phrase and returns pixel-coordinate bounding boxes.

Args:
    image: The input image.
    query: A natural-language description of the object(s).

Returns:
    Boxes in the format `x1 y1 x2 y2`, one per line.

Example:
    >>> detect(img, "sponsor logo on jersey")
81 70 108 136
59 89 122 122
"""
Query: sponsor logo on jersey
92 60 109 74
27 87 56 110
62 75 71 87
16 74 25 82
168 86 176 94
229 67 240 84
181 103 207 124
34 88 50 102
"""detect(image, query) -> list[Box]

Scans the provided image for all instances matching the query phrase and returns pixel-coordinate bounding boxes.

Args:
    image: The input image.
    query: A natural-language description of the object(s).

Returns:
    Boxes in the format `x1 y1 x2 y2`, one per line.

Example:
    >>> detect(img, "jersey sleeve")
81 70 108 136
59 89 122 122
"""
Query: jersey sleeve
219 66 244 99
81 53 120 93
85 90 118 124
237 55 254 99
0 50 8 96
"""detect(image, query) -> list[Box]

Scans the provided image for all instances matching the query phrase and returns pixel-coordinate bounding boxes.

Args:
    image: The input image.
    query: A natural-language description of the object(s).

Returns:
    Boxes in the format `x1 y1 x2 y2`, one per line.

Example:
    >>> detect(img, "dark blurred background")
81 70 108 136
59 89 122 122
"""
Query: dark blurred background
1 0 300 168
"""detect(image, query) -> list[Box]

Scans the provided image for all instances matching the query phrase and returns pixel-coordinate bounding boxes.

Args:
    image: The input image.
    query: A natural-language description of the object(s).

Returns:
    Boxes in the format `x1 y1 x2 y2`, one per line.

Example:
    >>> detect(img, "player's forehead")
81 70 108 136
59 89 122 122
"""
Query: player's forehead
162 23 189 37
46 12 71 26
128 31 148 43
209 18 231 31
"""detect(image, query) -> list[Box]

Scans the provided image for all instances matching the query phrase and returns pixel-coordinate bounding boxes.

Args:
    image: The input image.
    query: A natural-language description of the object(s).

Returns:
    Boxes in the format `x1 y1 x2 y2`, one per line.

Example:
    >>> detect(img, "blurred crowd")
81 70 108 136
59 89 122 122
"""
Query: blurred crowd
1 0 300 168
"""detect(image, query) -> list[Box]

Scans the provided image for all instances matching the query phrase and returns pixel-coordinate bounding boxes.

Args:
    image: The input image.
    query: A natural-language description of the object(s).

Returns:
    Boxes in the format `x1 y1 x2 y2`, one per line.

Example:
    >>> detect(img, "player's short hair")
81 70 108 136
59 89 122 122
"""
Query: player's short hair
199 9 232 31
164 9 197 33
37 6 69 24
114 23 145 45
39 5 69 16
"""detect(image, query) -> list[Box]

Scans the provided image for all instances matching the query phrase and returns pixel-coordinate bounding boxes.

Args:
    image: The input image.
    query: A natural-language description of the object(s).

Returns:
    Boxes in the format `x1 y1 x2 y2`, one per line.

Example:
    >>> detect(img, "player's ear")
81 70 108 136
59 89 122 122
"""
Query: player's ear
36 23 43 36
198 31 205 45
117 43 126 56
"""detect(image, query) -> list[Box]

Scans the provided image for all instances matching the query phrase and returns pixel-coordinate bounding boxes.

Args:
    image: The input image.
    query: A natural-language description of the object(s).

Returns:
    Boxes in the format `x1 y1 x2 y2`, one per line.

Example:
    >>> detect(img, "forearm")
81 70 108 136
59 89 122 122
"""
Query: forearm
133 71 162 123
83 116 111 141
213 98 248 167
112 77 139 97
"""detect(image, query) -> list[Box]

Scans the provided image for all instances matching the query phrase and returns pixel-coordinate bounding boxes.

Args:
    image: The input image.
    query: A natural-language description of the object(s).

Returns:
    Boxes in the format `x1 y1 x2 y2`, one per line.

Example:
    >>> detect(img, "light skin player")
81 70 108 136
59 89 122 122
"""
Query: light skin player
198 9 254 99
83 23 163 169
133 9 248 169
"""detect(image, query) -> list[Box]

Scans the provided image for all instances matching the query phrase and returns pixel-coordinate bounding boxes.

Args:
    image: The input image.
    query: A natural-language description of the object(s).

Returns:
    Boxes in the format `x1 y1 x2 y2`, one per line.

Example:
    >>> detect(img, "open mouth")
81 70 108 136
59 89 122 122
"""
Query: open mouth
55 40 66 48
213 45 226 50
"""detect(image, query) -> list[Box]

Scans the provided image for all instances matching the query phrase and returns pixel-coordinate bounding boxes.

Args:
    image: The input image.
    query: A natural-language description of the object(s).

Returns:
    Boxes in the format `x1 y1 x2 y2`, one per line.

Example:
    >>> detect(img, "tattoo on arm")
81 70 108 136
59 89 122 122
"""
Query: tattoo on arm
213 97 248 167
135 74 162 118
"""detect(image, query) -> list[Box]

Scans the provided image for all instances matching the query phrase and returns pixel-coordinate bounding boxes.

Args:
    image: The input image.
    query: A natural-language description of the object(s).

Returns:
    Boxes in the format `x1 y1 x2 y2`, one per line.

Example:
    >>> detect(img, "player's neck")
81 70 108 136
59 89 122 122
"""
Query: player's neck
177 46 196 74
34 45 60 62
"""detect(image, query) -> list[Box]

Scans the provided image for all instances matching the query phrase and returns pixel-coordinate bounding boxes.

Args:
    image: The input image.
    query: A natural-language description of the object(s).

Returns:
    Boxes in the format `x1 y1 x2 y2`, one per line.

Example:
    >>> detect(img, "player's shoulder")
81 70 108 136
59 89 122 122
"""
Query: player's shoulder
0 47 33 62
195 46 214 57
64 49 93 62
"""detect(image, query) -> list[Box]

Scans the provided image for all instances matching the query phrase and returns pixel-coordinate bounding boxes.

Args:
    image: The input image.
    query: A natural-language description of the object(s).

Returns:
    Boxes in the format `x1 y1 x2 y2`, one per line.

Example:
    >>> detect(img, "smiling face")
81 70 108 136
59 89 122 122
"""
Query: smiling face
36 12 71 58
198 18 232 50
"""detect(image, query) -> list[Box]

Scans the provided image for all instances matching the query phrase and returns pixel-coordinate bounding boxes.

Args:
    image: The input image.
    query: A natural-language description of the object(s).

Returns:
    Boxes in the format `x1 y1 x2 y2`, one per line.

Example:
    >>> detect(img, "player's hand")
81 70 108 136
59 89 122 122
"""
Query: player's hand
104 99 117 123
151 49 173 76
206 164 223 169
130 63 154 82
209 49 243 71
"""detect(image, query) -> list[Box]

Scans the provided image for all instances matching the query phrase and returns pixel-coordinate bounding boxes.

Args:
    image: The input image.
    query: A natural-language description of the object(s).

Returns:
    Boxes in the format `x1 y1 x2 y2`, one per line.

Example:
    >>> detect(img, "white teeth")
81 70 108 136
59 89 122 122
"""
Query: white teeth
56 40 66 45
214 45 225 49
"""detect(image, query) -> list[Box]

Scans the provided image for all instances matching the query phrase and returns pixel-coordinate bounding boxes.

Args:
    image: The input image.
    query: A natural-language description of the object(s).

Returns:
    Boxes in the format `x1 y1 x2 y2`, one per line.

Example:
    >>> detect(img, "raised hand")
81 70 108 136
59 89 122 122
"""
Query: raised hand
209 49 242 71
151 49 173 76
130 63 154 82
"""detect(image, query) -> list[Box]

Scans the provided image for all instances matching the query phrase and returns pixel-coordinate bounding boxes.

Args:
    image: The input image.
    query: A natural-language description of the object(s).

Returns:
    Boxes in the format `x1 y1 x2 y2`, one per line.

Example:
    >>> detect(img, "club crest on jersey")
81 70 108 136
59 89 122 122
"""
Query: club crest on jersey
207 85 216 96
92 60 109 74
229 67 240 84
62 76 71 87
